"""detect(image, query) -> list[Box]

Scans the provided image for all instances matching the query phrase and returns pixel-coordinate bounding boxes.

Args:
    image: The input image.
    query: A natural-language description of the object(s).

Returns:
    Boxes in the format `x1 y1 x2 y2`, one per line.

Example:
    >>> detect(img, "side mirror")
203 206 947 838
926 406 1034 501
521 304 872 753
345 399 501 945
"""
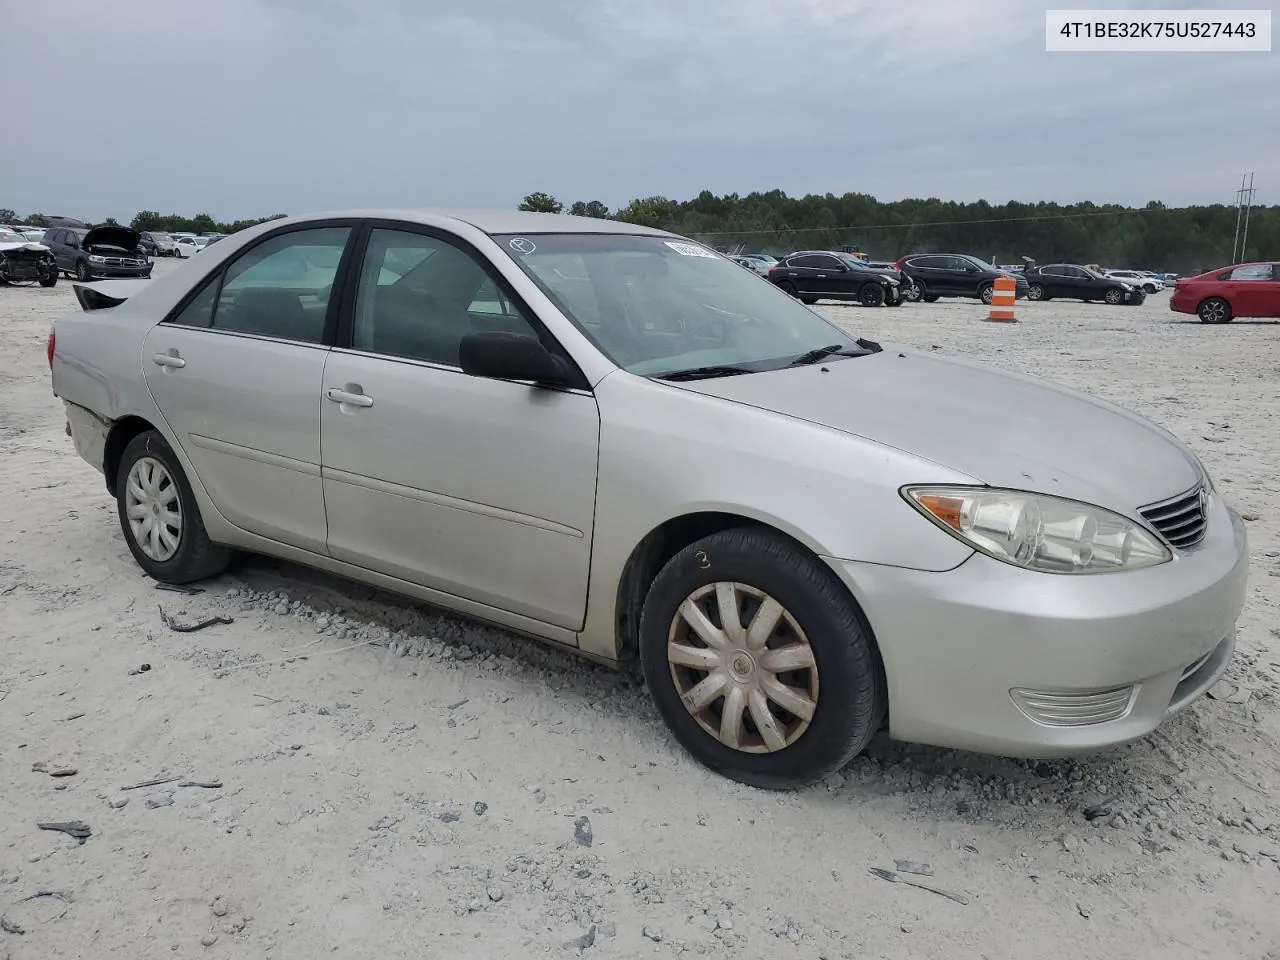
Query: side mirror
459 332 569 386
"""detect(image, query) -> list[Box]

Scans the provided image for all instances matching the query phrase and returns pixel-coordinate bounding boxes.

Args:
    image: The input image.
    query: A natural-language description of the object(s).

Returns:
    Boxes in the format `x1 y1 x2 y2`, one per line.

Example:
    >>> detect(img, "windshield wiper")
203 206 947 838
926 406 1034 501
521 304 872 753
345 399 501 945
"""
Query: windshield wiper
657 365 756 382
790 338 884 365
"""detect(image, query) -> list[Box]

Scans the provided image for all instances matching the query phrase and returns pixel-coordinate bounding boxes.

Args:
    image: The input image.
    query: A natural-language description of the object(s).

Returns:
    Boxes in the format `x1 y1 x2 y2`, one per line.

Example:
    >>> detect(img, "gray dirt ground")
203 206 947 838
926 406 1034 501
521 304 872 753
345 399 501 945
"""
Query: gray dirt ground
2 260 1278 960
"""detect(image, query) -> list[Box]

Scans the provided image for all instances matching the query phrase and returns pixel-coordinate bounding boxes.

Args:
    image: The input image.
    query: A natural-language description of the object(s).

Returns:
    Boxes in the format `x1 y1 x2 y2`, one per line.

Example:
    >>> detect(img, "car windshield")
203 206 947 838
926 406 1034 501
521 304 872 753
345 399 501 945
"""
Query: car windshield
0 231 25 242
153 233 172 241
837 254 874 270
494 233 864 377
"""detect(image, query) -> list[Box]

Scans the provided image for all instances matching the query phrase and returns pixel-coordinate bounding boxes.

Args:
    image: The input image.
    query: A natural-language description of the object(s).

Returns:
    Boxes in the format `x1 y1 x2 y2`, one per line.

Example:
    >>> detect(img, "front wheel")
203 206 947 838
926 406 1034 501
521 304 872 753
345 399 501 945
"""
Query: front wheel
979 283 995 305
1026 283 1046 301
1198 297 1231 324
39 274 58 288
902 280 923 302
75 260 91 282
639 527 885 790
1104 287 1124 305
116 430 232 583
858 283 886 307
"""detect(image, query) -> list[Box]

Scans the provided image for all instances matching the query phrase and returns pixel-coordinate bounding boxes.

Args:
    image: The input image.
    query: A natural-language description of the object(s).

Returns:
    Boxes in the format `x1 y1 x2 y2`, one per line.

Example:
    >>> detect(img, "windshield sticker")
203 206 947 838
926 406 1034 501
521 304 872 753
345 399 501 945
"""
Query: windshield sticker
509 237 537 255
664 240 717 259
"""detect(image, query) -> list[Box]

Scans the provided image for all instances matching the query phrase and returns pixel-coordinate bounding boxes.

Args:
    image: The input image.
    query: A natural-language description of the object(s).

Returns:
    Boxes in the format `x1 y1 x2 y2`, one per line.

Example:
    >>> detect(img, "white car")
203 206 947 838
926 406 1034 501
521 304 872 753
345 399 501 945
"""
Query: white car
173 236 199 258
1105 270 1163 293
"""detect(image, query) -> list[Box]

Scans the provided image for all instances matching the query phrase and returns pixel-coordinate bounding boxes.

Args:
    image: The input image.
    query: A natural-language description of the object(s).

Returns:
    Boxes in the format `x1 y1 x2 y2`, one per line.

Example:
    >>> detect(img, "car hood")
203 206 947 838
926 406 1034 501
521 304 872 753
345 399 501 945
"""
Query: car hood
0 240 51 254
84 226 141 251
674 347 1201 511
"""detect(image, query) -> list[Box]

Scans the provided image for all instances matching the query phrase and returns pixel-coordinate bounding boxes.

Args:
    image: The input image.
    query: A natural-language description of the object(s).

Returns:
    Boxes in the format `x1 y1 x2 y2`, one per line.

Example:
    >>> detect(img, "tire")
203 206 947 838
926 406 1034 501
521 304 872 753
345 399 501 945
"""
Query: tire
777 280 798 298
39 274 58 288
1026 283 1046 301
903 280 923 303
1143 284 1157 295
800 296 818 305
922 293 940 303
886 296 904 307
1198 297 1231 324
979 283 995 305
638 527 885 790
1104 287 1124 305
75 260 90 282
858 283 885 307
115 430 232 583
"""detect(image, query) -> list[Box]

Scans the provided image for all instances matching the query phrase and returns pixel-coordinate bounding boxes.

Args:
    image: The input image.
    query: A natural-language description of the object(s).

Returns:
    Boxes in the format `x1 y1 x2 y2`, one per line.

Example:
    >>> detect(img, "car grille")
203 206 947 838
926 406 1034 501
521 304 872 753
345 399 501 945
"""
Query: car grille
99 256 146 267
1139 483 1208 549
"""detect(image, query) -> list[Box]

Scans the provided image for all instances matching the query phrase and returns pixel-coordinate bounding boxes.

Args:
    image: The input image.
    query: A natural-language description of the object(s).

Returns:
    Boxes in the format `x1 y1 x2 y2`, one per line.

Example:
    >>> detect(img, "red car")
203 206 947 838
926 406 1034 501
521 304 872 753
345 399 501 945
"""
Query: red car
1169 261 1280 323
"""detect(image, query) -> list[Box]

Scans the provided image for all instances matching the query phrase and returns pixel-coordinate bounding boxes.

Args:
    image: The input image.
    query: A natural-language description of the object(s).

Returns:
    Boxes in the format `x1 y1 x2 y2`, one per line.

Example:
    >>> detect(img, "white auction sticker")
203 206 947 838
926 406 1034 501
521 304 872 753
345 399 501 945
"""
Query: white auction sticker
664 241 718 258
1046 9 1270 51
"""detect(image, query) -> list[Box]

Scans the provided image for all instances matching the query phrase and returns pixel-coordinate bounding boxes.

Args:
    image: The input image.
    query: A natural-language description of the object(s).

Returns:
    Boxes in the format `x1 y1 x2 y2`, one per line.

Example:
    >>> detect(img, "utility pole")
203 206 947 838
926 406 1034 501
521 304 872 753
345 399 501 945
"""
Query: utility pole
1240 172 1256 263
1231 172 1256 264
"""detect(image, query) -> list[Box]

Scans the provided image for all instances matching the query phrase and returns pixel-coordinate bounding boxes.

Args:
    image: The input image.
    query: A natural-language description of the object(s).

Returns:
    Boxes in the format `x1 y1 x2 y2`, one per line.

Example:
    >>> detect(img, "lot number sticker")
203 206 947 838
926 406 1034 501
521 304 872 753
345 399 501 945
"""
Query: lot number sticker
664 241 717 259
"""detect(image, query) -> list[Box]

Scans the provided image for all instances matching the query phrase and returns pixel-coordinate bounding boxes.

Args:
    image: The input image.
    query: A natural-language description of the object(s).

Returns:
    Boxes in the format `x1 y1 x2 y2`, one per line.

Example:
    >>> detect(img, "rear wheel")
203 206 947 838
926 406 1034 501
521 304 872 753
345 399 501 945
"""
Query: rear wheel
800 295 819 305
116 430 232 583
1198 297 1231 324
858 283 885 307
777 280 798 298
639 527 885 790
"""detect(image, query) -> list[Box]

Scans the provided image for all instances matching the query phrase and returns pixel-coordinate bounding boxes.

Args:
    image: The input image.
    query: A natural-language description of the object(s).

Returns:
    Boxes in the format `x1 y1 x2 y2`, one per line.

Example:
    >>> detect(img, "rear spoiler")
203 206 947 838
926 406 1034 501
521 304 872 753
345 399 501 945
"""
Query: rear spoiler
72 278 152 311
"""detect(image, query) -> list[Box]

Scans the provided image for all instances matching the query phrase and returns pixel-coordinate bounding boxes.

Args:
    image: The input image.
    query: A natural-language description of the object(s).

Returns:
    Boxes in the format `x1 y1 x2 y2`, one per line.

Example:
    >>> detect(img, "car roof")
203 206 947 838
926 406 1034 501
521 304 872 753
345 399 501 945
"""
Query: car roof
266 208 674 238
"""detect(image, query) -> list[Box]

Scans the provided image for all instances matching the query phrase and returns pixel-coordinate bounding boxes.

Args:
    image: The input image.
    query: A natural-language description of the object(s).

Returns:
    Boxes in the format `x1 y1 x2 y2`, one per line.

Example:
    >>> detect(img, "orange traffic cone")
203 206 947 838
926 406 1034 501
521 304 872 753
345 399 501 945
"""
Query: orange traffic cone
984 275 1017 322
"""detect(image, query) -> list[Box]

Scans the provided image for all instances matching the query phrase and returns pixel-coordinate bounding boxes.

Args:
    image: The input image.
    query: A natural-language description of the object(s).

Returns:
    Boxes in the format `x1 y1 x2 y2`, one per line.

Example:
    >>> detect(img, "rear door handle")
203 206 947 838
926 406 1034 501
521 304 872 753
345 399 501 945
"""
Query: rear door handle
151 353 186 369
326 388 374 408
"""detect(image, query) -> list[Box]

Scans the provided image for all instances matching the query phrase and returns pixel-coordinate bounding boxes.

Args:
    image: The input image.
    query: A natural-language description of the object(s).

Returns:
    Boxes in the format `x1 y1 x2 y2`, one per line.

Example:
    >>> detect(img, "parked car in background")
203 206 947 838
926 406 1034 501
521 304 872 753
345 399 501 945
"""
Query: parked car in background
1023 264 1145 305
743 253 778 267
731 255 771 277
0 228 58 286
1169 261 1280 323
139 232 178 256
47 208 1246 790
769 250 903 306
173 236 199 258
42 226 153 282
894 254 1028 304
1104 270 1163 294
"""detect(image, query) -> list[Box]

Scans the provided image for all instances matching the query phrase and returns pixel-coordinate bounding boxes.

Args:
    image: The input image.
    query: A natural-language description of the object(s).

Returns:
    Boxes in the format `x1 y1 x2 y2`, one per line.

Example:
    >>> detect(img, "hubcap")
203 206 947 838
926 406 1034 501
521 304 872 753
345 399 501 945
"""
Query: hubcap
1028 285 1043 300
667 582 819 754
124 457 182 562
1203 301 1225 322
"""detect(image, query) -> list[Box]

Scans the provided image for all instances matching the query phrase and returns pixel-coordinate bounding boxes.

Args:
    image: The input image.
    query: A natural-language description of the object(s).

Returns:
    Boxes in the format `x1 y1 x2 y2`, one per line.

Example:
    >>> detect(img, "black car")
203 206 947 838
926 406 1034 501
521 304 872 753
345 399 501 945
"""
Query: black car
43 226 154 282
894 253 1028 304
768 250 903 306
1022 264 1145 305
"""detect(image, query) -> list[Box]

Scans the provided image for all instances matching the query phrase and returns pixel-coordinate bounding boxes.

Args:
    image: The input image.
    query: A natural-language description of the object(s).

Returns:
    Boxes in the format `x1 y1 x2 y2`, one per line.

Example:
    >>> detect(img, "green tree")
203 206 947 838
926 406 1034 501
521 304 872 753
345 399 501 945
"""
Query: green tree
569 200 611 219
519 192 563 214
615 195 676 230
0 208 16 223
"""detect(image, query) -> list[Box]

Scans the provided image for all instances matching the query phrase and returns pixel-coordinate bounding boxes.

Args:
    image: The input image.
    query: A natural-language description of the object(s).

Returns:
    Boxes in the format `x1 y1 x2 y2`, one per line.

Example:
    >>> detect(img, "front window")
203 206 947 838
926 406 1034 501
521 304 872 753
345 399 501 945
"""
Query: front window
494 233 863 377
0 230 24 242
153 233 173 241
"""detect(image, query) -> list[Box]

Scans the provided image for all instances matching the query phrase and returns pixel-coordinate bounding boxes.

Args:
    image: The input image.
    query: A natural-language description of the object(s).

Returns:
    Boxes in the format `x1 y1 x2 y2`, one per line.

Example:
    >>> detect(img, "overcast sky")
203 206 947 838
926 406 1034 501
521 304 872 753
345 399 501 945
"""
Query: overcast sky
8 0 1276 222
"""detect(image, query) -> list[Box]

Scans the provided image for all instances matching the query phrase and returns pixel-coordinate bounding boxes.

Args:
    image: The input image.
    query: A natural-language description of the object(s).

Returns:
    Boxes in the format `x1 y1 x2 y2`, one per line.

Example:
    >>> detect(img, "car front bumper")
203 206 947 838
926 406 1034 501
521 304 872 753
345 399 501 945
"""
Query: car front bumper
825 493 1248 758
84 261 152 278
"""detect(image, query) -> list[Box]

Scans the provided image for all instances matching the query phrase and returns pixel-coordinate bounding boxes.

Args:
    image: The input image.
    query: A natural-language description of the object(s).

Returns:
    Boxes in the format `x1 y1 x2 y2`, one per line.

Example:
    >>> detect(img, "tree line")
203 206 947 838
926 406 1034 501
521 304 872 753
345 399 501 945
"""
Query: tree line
7 189 1272 272
0 209 285 236
519 191 1275 273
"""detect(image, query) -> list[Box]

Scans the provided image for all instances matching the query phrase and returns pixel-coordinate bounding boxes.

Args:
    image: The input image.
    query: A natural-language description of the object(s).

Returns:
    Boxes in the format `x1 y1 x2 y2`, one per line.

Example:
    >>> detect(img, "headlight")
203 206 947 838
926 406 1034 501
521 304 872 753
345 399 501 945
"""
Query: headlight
88 255 107 264
903 485 1172 574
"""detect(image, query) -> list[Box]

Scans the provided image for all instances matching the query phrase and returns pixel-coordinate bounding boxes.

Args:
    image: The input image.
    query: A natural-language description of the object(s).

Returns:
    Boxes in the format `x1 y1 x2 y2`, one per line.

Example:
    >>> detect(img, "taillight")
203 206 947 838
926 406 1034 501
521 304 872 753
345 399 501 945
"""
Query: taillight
767 267 779 277
47 330 56 368
894 258 905 270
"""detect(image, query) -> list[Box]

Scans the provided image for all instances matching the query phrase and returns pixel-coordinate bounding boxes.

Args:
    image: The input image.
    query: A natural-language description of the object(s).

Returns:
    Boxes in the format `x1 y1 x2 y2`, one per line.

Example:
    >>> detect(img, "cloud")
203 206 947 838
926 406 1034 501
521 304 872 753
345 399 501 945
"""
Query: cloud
6 0 1275 221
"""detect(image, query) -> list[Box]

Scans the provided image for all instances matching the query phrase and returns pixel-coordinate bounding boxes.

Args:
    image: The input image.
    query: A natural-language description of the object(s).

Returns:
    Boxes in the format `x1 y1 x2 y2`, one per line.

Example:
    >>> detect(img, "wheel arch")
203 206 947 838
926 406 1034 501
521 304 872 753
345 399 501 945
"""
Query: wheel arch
103 415 161 497
611 509 881 667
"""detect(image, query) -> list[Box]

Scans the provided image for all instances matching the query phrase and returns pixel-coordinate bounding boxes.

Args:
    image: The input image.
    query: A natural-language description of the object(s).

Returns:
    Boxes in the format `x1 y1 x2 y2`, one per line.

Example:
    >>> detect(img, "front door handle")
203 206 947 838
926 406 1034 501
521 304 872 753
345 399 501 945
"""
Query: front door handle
326 388 374 408
152 353 186 369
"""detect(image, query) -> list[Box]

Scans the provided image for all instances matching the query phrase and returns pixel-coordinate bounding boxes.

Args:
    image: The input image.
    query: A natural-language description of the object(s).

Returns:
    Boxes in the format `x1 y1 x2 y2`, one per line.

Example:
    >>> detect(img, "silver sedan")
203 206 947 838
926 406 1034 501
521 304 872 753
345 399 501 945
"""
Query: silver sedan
49 210 1248 789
